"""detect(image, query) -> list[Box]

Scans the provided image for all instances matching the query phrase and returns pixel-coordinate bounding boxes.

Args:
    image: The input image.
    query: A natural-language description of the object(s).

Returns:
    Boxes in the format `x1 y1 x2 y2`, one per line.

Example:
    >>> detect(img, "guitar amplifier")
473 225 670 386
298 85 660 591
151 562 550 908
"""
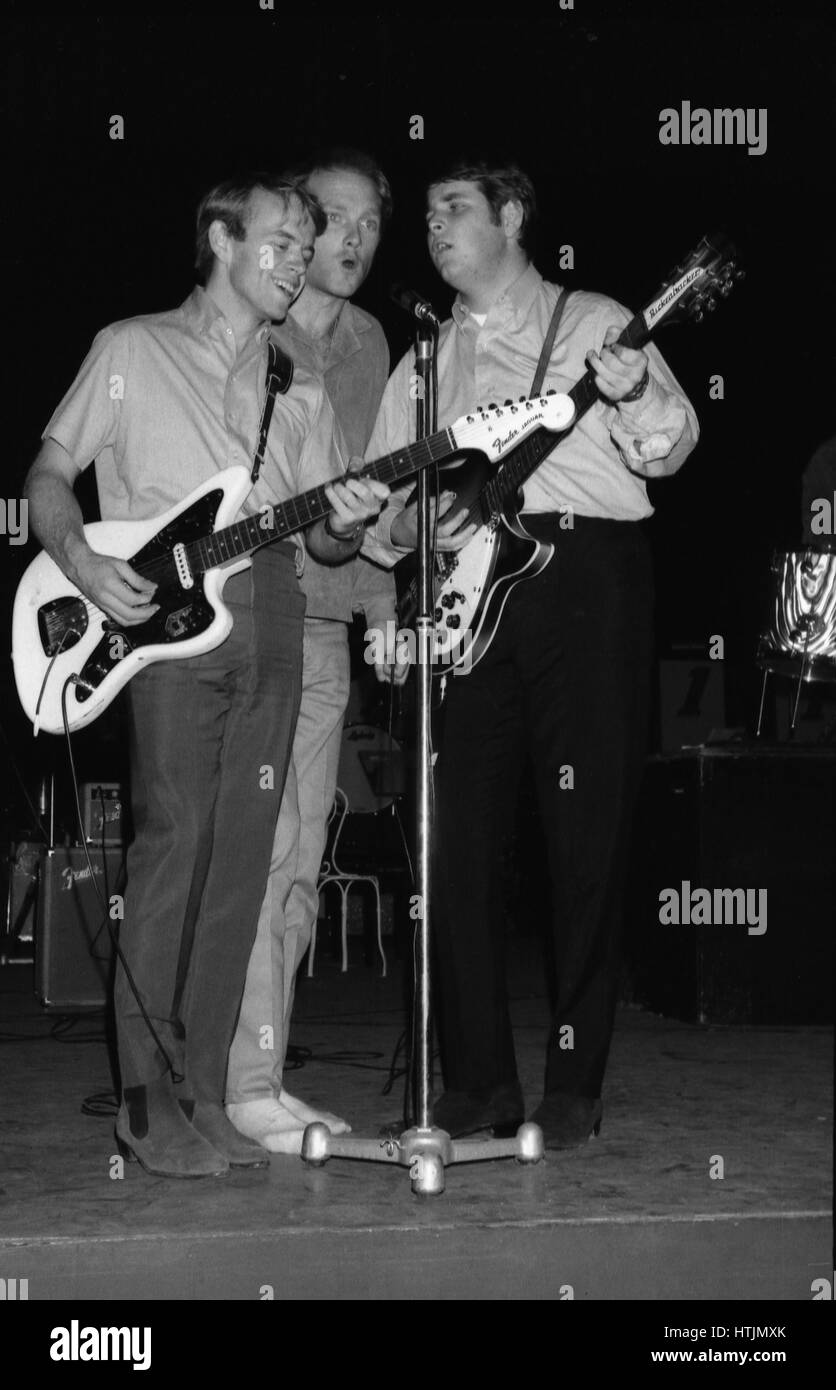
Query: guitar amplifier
625 746 836 1023
35 845 125 1011
80 783 126 845
658 657 726 751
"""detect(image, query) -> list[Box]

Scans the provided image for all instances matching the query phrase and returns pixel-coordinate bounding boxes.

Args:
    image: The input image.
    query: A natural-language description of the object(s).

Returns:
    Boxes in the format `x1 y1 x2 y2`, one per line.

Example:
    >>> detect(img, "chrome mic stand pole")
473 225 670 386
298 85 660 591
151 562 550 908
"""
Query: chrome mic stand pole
301 314 544 1194
413 323 435 1133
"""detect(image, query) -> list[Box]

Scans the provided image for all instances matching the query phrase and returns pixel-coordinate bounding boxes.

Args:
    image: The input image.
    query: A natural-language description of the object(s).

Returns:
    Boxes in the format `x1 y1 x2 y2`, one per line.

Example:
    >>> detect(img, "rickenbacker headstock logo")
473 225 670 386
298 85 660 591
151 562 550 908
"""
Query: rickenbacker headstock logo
645 265 706 325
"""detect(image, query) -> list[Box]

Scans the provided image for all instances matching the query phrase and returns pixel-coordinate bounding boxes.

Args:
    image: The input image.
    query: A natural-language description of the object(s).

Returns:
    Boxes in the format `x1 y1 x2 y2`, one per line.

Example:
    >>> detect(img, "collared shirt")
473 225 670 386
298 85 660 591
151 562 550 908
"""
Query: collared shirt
274 299 395 626
43 286 343 534
363 264 699 563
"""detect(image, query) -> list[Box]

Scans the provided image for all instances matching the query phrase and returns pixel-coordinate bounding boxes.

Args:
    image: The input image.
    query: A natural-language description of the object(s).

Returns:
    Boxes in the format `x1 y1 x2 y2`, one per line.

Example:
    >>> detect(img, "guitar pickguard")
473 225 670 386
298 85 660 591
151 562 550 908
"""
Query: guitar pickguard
72 491 225 702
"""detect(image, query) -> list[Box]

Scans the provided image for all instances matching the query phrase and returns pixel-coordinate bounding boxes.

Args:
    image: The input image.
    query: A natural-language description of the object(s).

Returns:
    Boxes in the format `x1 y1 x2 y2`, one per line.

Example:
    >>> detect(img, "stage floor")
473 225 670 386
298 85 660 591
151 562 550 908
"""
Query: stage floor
0 937 831 1301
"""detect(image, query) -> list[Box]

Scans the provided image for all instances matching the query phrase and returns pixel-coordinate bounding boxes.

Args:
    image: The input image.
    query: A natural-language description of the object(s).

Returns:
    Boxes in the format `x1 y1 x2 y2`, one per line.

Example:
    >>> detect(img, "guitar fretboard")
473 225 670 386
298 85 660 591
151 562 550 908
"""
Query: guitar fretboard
187 427 455 574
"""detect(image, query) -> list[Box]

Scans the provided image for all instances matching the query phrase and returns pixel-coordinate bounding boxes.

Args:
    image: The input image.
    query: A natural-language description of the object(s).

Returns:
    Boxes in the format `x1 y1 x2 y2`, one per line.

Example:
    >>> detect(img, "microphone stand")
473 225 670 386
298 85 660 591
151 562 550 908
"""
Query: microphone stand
301 320 544 1195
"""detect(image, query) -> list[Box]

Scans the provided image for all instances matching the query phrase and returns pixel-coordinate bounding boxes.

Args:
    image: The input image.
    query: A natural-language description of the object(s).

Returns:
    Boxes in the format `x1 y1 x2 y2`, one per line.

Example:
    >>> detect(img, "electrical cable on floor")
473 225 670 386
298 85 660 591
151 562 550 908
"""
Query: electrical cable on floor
81 1090 118 1118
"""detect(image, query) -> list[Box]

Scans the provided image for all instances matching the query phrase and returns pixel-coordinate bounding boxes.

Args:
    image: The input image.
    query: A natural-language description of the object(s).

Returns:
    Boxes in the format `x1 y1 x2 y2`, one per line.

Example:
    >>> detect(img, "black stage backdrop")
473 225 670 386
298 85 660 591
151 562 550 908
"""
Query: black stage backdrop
2 0 835 811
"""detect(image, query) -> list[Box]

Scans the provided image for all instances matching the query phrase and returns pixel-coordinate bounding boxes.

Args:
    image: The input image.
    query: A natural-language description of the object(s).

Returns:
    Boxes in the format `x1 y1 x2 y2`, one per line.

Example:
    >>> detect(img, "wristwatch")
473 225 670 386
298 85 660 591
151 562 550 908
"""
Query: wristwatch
620 364 650 404
324 513 364 545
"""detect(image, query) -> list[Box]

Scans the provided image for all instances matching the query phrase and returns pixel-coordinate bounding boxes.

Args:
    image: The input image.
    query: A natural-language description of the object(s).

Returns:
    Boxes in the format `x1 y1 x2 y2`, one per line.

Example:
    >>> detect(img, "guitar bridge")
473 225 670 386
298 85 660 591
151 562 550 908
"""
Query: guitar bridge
38 597 88 656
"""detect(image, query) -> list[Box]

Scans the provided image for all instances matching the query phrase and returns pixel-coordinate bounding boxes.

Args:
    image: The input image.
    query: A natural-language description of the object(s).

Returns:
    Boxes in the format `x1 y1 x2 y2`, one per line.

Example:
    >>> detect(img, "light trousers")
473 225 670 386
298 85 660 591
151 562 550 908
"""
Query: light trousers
226 618 350 1103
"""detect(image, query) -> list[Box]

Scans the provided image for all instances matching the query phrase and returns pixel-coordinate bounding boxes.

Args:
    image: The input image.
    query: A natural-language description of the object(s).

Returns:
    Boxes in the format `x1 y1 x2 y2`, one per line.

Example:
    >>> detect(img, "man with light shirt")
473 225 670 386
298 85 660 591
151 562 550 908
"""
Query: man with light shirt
364 160 699 1150
227 150 407 1153
24 174 389 1178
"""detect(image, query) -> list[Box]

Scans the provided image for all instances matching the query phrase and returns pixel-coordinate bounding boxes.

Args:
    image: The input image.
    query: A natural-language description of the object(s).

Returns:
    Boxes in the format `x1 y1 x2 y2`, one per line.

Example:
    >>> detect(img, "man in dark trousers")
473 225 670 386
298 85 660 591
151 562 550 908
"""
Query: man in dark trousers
365 160 698 1148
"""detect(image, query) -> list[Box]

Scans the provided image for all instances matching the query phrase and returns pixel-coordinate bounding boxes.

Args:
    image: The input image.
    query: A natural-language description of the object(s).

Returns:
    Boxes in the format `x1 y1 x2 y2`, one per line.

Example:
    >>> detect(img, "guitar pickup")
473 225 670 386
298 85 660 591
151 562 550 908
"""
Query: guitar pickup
172 542 194 590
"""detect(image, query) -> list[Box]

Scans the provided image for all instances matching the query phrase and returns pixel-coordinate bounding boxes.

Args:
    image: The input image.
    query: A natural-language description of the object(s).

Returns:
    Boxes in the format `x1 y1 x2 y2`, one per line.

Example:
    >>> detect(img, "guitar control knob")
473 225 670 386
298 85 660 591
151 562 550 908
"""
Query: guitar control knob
446 614 461 629
441 593 455 609
452 591 466 604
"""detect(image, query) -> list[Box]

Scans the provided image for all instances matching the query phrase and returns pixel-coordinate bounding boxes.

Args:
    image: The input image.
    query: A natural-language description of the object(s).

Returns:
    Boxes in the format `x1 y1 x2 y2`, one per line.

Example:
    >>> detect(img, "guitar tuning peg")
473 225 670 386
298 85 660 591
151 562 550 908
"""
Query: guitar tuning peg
707 298 717 312
503 399 513 406
546 388 556 396
519 395 526 403
488 402 497 410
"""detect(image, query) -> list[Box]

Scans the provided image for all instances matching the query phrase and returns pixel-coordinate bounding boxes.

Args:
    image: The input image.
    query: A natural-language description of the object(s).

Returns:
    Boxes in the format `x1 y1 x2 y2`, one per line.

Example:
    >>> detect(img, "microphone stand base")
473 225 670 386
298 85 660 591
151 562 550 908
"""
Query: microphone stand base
301 1121 545 1197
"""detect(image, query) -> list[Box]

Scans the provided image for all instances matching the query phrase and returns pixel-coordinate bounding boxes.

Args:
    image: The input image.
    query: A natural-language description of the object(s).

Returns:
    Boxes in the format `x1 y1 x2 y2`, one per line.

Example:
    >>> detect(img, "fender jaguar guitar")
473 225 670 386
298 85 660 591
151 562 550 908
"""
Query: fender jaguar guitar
13 393 575 734
396 232 742 674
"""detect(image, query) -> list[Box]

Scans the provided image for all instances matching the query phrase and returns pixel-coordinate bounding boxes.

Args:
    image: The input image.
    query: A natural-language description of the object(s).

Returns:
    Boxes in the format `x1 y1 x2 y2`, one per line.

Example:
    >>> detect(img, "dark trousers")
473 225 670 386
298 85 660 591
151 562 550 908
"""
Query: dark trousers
114 548 305 1101
433 514 653 1099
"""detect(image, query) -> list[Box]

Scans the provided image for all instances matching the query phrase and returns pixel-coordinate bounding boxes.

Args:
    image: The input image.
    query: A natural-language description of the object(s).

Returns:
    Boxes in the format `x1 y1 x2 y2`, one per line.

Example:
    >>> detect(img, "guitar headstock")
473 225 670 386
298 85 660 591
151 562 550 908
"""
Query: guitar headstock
642 233 744 330
453 391 575 457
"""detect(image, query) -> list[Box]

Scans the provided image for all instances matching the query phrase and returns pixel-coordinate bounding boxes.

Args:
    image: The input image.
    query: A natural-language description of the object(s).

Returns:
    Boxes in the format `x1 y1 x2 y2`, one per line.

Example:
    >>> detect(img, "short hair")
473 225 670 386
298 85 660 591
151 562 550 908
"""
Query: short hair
427 160 537 255
194 172 327 283
287 146 393 230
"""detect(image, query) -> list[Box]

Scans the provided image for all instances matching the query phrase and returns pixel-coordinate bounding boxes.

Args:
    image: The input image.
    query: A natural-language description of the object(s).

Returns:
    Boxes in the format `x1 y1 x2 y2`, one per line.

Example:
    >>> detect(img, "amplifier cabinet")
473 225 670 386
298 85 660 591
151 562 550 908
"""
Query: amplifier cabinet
80 782 127 845
35 846 125 1011
625 746 836 1024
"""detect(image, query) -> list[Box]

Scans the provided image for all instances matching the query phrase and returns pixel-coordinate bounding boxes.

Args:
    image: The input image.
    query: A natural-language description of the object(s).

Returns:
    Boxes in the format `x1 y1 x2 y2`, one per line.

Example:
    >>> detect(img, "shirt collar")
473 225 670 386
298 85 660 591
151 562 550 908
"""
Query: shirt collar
285 299 368 363
183 285 271 345
452 263 545 330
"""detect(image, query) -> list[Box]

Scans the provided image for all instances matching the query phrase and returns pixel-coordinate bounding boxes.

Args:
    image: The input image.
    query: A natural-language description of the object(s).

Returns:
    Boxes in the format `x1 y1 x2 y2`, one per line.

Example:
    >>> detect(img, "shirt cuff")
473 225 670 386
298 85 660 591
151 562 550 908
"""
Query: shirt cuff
610 376 686 470
361 500 412 569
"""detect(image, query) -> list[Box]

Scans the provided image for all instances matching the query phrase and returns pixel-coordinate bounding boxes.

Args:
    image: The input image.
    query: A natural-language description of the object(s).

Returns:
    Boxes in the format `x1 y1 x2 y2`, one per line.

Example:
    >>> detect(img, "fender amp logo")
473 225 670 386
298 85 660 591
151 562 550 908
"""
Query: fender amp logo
60 864 102 891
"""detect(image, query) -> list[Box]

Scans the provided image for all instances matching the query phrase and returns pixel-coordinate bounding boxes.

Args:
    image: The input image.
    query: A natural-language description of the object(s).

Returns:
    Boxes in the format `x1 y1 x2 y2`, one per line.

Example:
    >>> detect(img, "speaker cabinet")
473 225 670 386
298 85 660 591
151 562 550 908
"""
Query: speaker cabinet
626 746 836 1023
35 846 125 1011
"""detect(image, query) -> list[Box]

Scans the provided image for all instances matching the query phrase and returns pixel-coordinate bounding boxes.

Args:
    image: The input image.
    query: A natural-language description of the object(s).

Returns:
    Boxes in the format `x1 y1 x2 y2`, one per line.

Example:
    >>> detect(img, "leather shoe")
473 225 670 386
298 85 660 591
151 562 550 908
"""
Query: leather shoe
115 1079 229 1178
530 1094 603 1150
433 1081 525 1139
180 1099 269 1168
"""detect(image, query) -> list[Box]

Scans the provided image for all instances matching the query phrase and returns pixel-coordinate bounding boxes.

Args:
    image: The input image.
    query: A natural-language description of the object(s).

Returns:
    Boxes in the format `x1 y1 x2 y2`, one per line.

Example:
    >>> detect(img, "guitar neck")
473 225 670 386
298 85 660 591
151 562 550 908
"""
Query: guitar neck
194 427 455 571
487 311 648 506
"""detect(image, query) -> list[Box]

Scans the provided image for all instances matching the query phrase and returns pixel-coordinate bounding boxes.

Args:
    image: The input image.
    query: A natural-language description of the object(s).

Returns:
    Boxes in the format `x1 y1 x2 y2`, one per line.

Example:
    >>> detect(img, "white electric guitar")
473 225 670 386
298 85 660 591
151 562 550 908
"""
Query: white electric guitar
13 394 575 734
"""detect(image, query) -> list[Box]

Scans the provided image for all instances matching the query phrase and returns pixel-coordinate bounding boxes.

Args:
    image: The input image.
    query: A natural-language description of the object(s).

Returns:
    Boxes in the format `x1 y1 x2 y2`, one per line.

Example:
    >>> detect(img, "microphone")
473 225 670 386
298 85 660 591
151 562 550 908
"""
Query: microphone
389 283 440 325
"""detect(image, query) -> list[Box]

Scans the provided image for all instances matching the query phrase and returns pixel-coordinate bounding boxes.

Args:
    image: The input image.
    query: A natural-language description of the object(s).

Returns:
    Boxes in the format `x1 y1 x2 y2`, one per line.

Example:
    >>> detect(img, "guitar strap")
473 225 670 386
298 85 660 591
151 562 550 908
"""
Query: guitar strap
251 340 294 484
529 287 570 397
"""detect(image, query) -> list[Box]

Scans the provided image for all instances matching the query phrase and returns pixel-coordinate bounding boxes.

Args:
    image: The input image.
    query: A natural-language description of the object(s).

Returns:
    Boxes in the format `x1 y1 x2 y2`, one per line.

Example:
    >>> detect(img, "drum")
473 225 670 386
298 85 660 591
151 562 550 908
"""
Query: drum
758 549 836 682
337 724 405 814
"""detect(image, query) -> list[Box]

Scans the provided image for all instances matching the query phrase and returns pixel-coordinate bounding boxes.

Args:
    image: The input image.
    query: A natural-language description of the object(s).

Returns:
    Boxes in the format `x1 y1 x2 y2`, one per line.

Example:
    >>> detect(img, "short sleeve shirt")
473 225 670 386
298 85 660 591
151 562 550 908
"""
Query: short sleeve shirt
42 286 343 525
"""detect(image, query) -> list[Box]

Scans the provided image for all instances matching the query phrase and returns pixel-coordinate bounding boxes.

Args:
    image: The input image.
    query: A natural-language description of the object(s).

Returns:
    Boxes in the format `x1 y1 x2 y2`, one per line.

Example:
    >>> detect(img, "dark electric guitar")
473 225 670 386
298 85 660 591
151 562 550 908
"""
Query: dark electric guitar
13 393 575 734
396 233 742 674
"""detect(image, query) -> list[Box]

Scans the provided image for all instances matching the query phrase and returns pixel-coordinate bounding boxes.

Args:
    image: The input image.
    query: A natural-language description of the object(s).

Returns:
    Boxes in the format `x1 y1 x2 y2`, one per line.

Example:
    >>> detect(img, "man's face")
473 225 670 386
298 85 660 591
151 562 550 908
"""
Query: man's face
426 180 510 294
225 188 316 324
303 168 383 300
